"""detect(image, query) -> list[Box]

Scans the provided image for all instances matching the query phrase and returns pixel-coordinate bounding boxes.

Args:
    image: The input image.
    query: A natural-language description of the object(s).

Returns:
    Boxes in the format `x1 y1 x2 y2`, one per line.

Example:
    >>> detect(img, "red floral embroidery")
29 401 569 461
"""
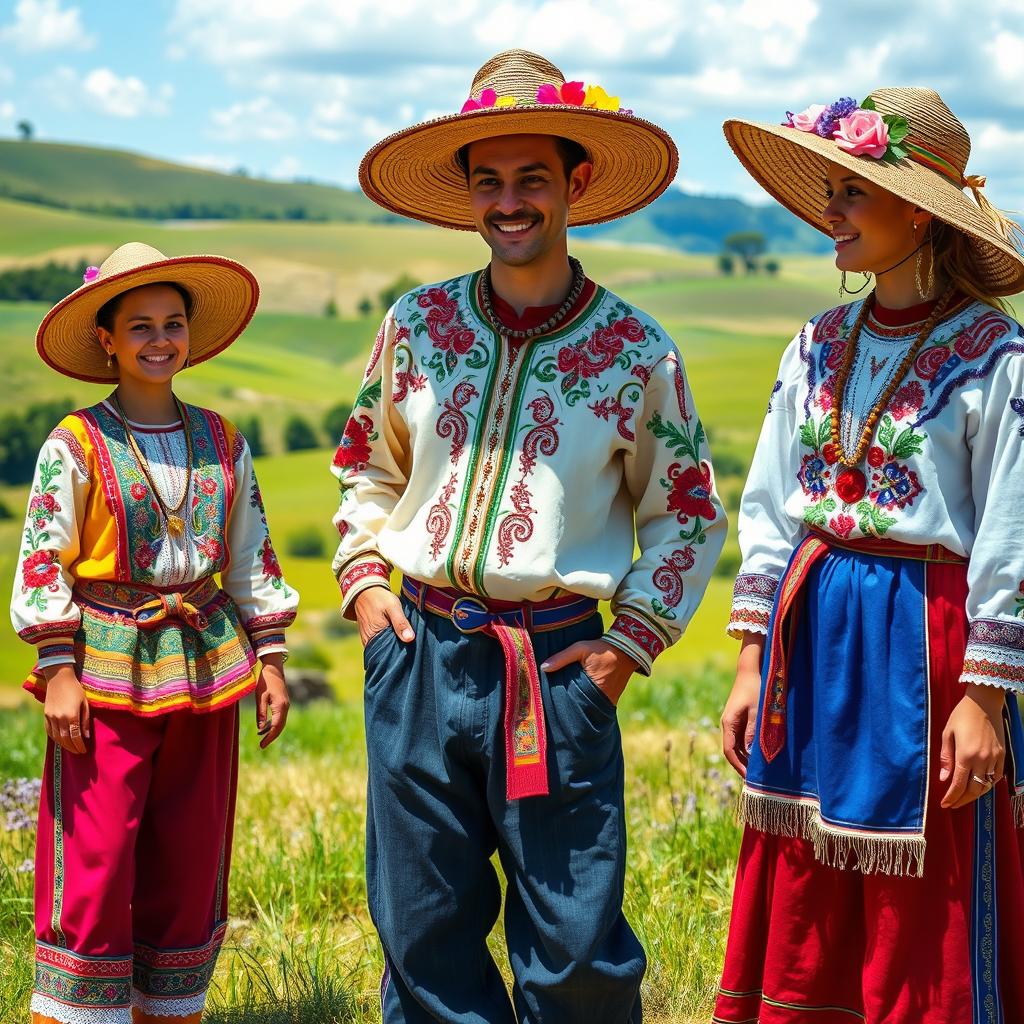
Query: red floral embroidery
666 461 716 522
436 381 479 463
588 396 635 441
426 473 459 560
813 304 851 343
867 445 885 468
260 537 283 580
914 345 952 380
340 559 388 597
130 482 147 501
29 492 61 527
609 612 666 663
652 547 696 609
364 321 387 381
829 513 856 539
835 468 867 504
200 476 218 496
557 316 645 392
333 415 374 472
953 310 1010 361
197 537 223 560
22 550 60 589
824 338 848 371
134 543 156 571
394 368 427 403
418 287 476 354
889 380 925 420
822 442 841 465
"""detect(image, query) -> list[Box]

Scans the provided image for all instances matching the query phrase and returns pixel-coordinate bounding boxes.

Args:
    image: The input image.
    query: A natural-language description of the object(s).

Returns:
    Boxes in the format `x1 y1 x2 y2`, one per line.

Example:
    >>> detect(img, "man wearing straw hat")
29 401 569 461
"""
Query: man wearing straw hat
331 49 726 1022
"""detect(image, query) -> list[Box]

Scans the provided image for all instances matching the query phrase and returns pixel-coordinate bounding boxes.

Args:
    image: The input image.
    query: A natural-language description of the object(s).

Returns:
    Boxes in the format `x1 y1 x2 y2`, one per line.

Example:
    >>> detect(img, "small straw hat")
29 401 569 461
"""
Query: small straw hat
723 88 1024 296
36 242 259 383
359 48 678 230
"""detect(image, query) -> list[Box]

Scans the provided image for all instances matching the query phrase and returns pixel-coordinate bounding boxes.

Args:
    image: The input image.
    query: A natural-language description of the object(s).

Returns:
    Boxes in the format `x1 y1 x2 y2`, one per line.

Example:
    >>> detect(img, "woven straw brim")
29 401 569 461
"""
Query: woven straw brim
723 118 1024 296
36 255 259 383
360 104 678 230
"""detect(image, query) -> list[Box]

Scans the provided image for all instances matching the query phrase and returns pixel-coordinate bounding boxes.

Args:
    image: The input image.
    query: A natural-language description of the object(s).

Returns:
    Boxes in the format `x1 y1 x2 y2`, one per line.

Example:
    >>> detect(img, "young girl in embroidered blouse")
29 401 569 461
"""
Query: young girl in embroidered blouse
715 91 1024 1023
11 243 298 1024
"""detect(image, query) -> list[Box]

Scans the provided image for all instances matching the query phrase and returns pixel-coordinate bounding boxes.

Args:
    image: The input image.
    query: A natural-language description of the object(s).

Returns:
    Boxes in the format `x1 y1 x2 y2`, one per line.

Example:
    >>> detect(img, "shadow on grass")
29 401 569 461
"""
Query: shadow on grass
205 946 358 1024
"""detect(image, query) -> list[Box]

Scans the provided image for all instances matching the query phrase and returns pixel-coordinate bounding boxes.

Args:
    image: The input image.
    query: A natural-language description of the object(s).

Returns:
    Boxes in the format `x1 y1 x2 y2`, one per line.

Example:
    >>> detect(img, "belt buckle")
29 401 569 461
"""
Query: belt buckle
450 596 490 634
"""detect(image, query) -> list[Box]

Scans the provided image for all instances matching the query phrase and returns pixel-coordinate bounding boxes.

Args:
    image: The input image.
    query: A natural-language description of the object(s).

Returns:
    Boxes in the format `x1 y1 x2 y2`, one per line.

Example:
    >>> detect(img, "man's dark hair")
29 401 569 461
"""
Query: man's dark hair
455 136 590 180
96 281 194 332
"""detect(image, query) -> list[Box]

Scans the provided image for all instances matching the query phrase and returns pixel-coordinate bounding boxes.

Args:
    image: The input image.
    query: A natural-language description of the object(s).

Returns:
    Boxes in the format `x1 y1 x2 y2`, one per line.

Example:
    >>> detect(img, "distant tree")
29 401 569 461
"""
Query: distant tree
285 525 327 559
236 415 267 457
723 230 767 273
379 273 419 313
764 258 780 276
323 298 339 318
357 296 374 317
0 398 75 484
16 120 33 141
0 259 89 302
232 166 250 177
283 414 319 452
323 402 353 446
717 253 735 276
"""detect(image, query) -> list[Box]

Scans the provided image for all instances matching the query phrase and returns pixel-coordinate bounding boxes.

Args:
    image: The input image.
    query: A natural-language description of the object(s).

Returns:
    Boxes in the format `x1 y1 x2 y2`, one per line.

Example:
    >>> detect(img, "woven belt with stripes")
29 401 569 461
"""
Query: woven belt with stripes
401 576 598 800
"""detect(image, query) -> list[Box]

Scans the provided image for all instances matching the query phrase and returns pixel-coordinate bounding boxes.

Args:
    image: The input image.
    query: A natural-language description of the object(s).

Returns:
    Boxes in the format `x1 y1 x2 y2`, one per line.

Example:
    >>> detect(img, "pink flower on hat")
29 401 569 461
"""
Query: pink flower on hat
83 266 100 283
461 88 517 113
834 110 890 158
789 104 826 133
536 81 586 106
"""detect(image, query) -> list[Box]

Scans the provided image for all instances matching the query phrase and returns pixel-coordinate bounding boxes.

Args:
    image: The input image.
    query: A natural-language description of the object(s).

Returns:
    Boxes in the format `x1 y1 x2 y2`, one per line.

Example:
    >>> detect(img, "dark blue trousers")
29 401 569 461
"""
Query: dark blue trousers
363 596 645 1023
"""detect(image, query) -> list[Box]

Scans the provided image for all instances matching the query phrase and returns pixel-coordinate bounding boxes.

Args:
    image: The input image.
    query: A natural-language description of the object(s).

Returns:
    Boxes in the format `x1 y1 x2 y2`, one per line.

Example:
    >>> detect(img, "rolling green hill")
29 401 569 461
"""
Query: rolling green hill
0 139 394 222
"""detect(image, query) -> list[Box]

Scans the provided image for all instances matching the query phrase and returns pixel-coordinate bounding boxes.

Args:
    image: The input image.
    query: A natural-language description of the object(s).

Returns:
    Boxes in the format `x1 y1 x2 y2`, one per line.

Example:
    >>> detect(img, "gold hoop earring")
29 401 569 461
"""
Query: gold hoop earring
106 353 113 369
840 270 872 297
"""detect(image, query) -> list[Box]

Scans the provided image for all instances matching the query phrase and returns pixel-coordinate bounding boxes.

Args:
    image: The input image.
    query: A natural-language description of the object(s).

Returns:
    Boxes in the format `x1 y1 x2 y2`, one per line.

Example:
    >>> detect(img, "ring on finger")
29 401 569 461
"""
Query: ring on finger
986 770 997 782
971 774 992 787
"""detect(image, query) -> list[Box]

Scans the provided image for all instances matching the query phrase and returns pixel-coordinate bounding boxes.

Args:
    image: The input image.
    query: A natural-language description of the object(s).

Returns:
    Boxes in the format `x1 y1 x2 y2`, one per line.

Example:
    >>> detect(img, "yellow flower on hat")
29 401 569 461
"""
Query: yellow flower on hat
584 85 620 111
495 95 517 107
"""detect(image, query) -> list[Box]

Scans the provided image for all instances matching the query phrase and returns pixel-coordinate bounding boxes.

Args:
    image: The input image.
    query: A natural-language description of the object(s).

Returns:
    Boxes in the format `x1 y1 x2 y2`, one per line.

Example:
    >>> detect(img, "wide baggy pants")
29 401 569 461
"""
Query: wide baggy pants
32 703 239 1024
363 597 646 1024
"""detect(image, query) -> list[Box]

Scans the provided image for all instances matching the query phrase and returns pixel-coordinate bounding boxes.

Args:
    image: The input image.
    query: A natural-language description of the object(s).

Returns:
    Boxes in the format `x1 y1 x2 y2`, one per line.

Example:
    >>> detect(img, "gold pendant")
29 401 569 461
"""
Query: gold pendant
167 515 186 536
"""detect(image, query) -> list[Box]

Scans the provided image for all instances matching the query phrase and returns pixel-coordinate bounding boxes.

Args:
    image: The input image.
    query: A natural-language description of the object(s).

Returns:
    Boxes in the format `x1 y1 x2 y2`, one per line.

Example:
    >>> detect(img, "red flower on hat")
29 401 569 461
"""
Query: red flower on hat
537 81 587 106
666 461 716 522
22 550 60 590
461 88 518 113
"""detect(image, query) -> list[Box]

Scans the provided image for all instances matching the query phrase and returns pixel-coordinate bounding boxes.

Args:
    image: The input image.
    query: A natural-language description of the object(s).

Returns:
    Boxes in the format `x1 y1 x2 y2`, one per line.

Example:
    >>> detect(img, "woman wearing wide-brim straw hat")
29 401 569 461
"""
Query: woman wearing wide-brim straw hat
716 88 1024 1023
14 242 298 1024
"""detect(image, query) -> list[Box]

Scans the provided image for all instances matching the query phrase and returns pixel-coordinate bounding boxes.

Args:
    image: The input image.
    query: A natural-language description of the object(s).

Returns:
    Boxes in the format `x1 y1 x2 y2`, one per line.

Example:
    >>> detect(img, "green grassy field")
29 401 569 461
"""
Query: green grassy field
0 200 841 1021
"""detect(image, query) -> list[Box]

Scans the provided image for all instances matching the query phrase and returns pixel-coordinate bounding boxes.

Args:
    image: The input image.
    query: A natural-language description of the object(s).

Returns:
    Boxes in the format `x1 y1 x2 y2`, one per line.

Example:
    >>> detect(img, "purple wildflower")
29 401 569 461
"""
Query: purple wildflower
816 96 860 138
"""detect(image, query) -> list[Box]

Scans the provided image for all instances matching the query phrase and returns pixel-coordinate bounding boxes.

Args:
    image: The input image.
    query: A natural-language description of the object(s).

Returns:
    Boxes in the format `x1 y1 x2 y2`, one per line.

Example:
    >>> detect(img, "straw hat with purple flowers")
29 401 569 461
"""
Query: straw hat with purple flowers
359 48 678 230
36 242 259 383
724 88 1024 295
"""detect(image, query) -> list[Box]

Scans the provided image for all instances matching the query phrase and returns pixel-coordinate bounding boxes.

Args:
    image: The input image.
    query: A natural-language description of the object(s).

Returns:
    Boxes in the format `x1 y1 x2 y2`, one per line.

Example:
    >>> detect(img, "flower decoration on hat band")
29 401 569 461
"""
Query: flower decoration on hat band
83 266 100 283
461 88 518 113
537 81 622 111
784 95 910 164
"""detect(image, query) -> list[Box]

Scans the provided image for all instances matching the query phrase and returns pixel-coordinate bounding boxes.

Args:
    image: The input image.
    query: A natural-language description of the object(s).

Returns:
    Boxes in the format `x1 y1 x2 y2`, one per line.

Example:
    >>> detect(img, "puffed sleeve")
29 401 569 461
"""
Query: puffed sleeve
603 345 728 674
330 312 411 615
960 349 1024 690
221 435 299 657
728 329 809 638
10 429 90 669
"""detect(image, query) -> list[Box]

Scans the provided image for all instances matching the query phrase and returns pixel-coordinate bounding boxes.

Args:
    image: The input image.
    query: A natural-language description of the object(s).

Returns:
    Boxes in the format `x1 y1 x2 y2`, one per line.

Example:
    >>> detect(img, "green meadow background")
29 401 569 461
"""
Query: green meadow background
0 179 840 1022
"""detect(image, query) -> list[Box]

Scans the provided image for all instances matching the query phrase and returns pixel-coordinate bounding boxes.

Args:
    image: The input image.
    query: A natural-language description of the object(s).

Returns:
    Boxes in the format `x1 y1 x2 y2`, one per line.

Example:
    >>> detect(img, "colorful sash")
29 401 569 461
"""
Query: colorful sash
402 576 598 800
743 532 1024 877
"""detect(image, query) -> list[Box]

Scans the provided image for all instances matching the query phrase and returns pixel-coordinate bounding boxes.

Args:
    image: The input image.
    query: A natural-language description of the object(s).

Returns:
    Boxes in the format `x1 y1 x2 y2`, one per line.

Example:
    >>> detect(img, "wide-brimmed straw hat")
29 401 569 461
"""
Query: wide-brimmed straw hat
359 48 678 230
723 88 1024 296
37 242 259 383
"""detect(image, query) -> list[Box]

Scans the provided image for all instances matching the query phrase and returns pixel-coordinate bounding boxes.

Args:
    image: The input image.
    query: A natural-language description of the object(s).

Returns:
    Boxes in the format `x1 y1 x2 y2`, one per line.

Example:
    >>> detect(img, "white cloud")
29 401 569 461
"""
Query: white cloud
268 155 303 179
0 100 15 121
81 69 173 118
211 96 297 141
0 0 94 52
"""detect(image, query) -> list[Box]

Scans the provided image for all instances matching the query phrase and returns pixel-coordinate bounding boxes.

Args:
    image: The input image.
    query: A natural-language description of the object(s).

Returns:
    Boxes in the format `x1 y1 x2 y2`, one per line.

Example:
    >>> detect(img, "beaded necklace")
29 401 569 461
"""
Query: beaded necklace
478 256 586 340
111 393 193 536
830 285 954 468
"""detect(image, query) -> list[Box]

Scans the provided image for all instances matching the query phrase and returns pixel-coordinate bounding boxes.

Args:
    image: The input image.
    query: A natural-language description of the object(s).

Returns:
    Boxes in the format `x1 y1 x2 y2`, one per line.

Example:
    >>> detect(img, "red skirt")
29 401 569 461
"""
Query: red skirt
716 541 1024 1023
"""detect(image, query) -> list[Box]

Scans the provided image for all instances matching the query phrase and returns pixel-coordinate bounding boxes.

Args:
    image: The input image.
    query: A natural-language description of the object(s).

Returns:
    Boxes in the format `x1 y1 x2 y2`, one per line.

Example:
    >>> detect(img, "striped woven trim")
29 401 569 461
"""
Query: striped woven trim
905 140 963 186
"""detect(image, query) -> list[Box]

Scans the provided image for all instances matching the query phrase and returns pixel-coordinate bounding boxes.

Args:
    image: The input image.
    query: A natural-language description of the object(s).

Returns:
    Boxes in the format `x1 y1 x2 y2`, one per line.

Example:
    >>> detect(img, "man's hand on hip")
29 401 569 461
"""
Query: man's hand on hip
541 640 638 707
353 586 415 646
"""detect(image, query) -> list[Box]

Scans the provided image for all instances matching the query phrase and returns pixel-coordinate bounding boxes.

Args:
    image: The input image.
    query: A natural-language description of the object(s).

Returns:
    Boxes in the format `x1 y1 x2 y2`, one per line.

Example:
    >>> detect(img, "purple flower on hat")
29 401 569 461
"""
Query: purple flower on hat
815 96 859 137
83 266 100 283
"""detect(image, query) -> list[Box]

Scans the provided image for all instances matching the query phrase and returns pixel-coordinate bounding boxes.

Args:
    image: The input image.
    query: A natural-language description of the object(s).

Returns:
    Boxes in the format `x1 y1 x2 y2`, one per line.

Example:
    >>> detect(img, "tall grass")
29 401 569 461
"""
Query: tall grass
0 660 739 1024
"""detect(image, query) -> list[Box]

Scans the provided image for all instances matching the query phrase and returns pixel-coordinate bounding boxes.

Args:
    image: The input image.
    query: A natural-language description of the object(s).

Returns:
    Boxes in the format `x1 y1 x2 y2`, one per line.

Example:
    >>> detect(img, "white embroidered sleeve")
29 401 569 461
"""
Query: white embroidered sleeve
10 434 90 668
961 351 1024 691
221 437 298 657
330 313 410 615
605 347 728 674
730 330 809 638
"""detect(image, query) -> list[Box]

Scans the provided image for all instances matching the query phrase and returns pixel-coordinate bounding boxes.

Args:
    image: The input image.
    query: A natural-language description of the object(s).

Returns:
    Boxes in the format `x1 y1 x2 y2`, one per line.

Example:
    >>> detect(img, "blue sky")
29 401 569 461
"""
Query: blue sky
3 0 1024 210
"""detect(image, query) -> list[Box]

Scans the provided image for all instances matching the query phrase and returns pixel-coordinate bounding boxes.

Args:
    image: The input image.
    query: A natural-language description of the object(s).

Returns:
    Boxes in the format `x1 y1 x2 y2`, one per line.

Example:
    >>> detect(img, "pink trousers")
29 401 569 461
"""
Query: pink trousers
32 704 239 1024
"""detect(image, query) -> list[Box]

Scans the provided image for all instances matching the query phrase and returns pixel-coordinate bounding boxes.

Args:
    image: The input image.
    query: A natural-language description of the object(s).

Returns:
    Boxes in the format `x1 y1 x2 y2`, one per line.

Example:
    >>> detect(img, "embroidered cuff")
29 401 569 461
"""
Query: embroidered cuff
961 618 1024 691
19 619 80 647
35 639 76 670
727 573 779 639
338 556 392 617
604 610 670 676
249 630 289 659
